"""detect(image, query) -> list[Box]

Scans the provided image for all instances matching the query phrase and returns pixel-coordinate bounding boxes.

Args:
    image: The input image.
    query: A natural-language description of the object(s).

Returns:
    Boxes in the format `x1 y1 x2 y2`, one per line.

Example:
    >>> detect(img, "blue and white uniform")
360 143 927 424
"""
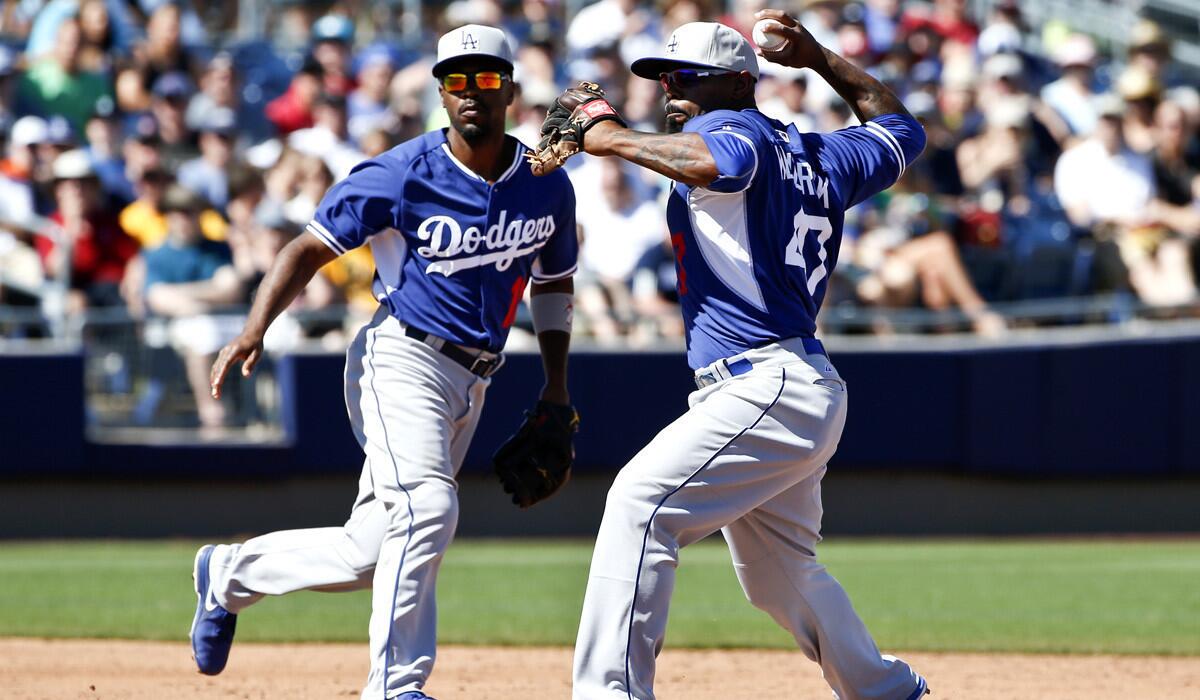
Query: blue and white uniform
573 109 928 700
205 131 577 700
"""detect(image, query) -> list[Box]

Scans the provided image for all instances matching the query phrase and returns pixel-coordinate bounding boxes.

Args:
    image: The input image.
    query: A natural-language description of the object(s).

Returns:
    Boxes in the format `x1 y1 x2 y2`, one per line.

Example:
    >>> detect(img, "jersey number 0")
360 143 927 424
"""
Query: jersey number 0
784 208 833 296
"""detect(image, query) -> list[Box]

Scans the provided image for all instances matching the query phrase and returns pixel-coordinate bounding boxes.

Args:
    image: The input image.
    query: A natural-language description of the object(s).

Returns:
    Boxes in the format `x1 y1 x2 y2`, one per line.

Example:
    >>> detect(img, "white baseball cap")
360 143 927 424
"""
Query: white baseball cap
631 22 759 81
432 24 514 76
52 149 97 180
11 116 49 148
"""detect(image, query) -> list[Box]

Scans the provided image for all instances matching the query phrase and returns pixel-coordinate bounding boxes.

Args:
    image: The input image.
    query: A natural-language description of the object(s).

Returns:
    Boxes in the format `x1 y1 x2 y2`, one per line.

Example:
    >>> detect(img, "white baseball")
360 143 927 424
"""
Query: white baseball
753 19 789 52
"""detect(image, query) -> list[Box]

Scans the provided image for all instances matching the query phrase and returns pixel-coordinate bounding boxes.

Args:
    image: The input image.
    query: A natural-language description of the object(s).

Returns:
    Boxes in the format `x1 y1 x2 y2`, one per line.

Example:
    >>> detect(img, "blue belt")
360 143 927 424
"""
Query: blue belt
694 338 827 389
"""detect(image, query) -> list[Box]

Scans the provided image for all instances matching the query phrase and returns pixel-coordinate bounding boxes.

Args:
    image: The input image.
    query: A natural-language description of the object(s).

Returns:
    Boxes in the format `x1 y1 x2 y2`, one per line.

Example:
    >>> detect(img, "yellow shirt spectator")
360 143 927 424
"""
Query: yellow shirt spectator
120 200 228 248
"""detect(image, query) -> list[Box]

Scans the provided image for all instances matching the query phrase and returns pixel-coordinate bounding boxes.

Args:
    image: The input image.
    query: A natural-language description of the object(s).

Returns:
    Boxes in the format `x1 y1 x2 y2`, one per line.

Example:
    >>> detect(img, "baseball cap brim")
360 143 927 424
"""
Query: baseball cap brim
631 57 732 80
432 54 514 77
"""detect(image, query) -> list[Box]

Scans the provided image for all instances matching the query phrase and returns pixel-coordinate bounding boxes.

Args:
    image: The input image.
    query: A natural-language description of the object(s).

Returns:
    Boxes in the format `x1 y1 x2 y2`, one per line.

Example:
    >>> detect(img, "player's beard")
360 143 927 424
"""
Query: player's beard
664 102 694 134
455 121 489 142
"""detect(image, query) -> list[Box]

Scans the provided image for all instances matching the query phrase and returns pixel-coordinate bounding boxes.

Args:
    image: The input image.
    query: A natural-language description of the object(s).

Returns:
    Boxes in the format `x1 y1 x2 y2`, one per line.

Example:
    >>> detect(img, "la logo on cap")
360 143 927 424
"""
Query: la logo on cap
461 30 478 49
667 34 678 53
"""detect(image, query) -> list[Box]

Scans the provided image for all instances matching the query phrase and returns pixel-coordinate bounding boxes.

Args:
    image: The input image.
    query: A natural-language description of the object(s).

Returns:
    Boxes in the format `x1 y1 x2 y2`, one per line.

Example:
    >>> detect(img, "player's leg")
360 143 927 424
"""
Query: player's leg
205 464 387 611
356 316 489 700
573 357 846 700
191 318 392 676
722 469 927 700
202 308 398 613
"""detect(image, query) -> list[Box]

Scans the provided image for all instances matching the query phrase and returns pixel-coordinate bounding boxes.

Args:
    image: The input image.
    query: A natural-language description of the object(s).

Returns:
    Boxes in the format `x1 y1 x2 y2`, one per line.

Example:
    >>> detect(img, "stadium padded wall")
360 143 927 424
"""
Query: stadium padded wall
2 336 1199 478
0 348 85 472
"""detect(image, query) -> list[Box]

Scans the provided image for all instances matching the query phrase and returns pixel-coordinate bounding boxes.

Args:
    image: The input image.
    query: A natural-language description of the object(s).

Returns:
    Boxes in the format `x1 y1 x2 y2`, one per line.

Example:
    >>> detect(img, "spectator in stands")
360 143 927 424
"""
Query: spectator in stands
1117 66 1163 155
83 107 134 205
975 0 1025 57
178 108 238 212
142 185 242 429
0 45 18 130
630 237 685 342
507 78 556 147
186 52 240 133
120 114 164 189
575 159 666 342
114 65 152 114
309 14 356 97
1126 20 1182 89
119 165 226 250
282 154 333 226
38 149 138 311
77 0 119 73
17 16 113 133
287 93 365 181
150 72 200 170
1056 95 1194 305
1148 101 1200 241
0 117 46 229
841 175 1007 335
901 0 978 45
0 117 45 306
248 200 340 342
31 116 79 216
132 1 197 84
757 64 815 133
1041 34 1100 139
265 56 323 136
506 0 564 50
347 46 397 144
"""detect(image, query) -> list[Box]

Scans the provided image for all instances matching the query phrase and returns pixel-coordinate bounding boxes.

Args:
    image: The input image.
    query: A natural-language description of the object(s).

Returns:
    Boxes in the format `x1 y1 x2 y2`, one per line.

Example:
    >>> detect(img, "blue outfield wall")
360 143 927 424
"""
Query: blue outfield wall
3 334 1199 478
0 347 86 473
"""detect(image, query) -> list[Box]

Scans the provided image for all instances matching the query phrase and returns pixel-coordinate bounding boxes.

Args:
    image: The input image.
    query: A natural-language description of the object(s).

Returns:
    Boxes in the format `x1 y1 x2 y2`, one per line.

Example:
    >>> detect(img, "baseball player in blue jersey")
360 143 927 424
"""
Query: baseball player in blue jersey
540 12 928 700
190 26 580 700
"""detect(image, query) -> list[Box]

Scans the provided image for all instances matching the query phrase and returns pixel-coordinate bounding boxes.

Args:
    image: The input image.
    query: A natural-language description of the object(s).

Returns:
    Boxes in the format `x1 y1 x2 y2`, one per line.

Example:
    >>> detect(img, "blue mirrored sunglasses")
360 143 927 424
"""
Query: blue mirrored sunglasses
659 69 733 90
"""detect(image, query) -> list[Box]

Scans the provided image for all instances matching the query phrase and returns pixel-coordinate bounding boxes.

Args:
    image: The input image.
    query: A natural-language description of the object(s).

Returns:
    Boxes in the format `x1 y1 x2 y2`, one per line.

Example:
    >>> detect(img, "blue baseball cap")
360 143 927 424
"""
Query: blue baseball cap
312 14 354 44
44 115 76 145
153 71 195 100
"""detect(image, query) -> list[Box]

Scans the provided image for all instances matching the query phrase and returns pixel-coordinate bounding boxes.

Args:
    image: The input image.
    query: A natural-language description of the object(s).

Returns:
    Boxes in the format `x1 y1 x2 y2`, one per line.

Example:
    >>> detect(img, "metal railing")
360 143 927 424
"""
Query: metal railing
4 293 1200 432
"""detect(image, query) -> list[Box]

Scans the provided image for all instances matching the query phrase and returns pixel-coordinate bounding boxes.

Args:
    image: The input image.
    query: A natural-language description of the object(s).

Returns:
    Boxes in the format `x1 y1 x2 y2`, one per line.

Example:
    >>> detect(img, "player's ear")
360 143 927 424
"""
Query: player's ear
732 72 756 99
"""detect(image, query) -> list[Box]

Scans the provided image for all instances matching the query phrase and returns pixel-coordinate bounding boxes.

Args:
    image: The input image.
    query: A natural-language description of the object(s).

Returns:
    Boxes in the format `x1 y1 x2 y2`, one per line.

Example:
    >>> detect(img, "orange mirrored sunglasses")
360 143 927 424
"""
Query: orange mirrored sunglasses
441 71 507 91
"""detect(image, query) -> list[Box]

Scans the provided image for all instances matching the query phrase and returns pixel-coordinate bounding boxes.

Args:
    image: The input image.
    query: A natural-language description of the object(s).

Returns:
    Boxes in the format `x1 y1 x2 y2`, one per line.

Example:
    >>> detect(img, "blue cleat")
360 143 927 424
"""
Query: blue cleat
397 693 436 700
190 544 237 675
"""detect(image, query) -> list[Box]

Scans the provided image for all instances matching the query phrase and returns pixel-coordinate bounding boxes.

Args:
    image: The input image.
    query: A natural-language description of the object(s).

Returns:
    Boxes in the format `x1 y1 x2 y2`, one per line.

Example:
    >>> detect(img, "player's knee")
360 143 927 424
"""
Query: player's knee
602 470 657 522
411 479 459 526
379 478 459 535
737 554 826 611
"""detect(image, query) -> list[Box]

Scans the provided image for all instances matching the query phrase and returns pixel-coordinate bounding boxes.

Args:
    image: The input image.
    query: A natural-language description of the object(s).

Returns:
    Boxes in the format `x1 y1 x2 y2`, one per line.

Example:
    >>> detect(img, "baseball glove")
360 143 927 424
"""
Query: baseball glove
526 82 626 176
493 400 580 508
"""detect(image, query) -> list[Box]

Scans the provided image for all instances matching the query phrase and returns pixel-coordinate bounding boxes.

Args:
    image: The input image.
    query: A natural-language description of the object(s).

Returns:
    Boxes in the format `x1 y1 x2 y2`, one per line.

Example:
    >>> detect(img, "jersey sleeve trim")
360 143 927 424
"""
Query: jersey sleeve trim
307 220 348 256
864 120 906 179
531 261 578 283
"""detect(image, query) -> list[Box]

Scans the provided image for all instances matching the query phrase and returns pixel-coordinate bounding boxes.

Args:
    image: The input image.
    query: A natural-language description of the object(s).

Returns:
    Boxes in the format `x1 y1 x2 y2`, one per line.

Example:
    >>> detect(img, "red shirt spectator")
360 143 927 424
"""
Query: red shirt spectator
900 0 979 46
265 58 324 135
37 150 139 307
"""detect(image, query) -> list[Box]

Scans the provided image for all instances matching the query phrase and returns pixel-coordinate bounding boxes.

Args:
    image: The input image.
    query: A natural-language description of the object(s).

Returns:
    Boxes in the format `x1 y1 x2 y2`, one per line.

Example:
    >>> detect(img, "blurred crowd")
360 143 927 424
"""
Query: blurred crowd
1 0 1199 357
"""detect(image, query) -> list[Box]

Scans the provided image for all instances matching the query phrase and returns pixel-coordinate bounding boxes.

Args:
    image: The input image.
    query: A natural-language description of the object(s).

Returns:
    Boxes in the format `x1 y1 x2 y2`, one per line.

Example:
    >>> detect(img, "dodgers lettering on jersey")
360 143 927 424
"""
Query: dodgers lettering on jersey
307 130 578 353
668 109 925 369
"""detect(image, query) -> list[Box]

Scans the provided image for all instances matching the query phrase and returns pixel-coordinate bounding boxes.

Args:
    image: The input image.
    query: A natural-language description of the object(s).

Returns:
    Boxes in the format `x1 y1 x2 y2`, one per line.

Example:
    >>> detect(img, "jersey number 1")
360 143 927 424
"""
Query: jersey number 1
785 208 833 295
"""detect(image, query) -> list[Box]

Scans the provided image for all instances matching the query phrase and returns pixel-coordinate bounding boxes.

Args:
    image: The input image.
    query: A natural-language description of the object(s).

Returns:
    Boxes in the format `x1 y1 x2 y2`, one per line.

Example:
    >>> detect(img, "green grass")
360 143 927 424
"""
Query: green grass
0 538 1197 654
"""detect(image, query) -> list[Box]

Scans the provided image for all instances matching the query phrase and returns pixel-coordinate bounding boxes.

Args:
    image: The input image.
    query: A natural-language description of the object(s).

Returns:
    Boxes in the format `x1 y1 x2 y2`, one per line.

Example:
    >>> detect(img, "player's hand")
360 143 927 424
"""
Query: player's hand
754 9 825 70
210 333 264 399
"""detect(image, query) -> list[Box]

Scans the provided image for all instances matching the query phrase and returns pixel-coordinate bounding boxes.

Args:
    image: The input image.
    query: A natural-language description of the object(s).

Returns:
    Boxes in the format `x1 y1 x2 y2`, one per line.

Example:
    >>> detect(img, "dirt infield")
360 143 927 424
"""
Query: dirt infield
4 638 1198 699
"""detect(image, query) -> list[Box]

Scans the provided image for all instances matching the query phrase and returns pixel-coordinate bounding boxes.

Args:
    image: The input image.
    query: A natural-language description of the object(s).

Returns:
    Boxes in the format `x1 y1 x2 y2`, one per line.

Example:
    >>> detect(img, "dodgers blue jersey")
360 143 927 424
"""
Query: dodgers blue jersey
307 130 579 353
669 110 926 369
